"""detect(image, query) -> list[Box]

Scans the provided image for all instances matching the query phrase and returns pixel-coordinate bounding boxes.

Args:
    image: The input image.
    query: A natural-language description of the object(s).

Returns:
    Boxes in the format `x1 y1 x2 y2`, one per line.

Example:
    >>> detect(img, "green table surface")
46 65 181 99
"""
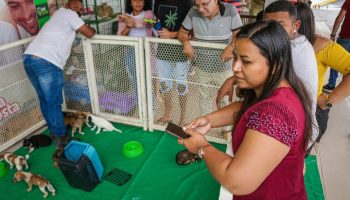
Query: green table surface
0 123 224 200
0 123 324 200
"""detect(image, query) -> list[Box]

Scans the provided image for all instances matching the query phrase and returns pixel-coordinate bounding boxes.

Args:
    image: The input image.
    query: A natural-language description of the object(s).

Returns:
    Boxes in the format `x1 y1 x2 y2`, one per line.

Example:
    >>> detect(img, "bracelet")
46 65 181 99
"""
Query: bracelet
330 33 336 37
198 144 211 159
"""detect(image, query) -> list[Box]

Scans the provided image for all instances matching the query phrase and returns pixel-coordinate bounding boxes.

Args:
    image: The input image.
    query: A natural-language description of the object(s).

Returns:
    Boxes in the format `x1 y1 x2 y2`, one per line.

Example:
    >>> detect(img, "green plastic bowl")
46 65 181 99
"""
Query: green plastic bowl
122 141 144 158
0 162 9 178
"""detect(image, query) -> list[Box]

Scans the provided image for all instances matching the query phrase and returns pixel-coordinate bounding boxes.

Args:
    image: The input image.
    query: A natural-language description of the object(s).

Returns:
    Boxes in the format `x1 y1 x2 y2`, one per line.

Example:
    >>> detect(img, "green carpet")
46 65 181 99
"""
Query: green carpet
305 155 325 200
0 123 324 200
0 124 223 200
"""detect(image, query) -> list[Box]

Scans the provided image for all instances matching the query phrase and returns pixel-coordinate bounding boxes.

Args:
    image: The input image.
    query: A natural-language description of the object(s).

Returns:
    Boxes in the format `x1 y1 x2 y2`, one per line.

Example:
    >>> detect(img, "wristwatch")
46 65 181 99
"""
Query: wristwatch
198 144 211 159
325 98 333 109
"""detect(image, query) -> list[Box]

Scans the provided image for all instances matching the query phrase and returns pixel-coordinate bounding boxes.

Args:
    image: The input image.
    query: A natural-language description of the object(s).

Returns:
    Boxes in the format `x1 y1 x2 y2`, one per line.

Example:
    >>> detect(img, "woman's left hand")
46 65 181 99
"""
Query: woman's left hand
178 127 209 154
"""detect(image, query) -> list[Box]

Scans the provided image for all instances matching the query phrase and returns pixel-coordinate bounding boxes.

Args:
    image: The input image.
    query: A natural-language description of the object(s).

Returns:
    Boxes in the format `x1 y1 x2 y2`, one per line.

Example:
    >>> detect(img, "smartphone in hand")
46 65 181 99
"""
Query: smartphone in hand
165 122 190 139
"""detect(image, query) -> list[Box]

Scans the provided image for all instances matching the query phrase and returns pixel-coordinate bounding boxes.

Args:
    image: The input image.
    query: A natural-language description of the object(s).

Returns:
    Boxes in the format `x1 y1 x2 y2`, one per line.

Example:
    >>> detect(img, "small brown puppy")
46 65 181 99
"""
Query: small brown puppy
0 153 29 171
64 111 86 137
64 112 76 127
13 171 56 198
71 112 86 137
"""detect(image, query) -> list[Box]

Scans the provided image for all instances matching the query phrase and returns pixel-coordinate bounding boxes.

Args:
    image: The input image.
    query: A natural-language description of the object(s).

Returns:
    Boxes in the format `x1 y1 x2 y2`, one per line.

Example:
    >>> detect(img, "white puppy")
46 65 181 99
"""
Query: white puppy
85 114 122 134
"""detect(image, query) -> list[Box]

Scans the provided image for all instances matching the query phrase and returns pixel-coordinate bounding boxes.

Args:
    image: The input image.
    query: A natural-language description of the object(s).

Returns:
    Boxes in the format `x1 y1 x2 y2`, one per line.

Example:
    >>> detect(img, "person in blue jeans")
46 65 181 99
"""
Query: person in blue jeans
23 0 95 148
324 0 350 92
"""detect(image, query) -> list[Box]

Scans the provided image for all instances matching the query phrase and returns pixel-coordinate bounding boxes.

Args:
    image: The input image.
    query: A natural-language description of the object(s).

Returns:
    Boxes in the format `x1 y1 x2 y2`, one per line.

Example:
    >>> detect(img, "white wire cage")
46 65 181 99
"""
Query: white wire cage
0 38 45 152
80 35 147 129
0 35 238 152
145 38 235 144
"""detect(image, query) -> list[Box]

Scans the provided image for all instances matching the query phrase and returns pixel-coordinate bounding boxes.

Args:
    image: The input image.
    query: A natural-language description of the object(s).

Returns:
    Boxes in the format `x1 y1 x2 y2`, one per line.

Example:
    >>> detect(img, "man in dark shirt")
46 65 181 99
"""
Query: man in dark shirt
153 0 193 125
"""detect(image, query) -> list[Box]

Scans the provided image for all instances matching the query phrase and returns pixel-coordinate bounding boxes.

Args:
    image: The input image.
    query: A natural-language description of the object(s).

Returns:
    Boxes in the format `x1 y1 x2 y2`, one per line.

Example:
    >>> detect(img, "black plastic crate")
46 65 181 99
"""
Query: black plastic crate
59 154 100 192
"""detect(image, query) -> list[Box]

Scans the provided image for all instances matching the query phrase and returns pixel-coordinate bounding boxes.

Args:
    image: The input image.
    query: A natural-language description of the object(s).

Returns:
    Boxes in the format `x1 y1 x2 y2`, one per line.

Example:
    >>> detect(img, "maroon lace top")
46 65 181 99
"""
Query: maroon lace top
232 87 307 200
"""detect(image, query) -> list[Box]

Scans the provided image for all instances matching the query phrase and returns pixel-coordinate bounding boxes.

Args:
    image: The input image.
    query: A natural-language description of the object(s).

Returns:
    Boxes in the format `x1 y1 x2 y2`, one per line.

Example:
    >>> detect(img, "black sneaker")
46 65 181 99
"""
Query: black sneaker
322 84 334 93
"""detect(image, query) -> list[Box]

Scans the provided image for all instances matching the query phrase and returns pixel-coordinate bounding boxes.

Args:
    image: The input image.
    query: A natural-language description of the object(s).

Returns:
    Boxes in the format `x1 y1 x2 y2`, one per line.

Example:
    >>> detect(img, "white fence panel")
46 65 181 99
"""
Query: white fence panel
0 38 45 152
1 35 236 151
82 35 147 129
145 38 234 144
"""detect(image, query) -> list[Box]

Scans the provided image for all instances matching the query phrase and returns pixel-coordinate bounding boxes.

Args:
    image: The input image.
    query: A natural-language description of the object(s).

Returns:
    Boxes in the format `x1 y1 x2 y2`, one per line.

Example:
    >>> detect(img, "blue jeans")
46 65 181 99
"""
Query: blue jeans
23 54 66 137
327 38 350 87
156 59 189 95
315 106 330 143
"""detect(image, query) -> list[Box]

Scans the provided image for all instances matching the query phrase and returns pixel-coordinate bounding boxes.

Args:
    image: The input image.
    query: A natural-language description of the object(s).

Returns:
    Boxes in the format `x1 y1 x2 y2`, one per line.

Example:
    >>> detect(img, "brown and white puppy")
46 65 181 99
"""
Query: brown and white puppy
71 112 86 137
64 111 86 137
12 171 56 198
0 153 29 171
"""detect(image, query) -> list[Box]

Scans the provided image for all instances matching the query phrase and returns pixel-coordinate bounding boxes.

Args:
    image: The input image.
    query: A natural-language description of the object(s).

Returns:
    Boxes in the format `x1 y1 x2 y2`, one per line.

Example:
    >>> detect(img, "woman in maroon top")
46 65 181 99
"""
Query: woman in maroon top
179 20 313 200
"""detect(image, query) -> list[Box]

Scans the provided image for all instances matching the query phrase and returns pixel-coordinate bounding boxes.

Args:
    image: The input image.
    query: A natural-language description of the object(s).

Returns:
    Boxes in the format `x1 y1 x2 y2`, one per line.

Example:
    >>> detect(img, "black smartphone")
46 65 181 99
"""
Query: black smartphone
165 122 190 139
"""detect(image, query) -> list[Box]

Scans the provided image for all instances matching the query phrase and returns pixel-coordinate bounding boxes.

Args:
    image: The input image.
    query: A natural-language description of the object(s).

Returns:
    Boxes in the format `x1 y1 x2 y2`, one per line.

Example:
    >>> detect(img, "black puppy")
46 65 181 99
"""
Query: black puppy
176 149 202 165
23 135 52 153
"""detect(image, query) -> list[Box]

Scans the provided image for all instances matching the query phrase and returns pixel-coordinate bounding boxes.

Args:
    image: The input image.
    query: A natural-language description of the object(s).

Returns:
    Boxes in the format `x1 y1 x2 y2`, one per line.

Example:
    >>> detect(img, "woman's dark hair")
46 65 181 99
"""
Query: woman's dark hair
296 2 316 44
125 0 152 14
234 20 313 150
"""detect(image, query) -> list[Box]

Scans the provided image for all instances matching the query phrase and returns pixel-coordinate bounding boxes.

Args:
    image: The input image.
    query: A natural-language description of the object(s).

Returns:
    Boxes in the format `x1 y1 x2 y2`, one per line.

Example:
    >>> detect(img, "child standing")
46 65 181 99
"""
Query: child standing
117 0 153 97
117 0 153 37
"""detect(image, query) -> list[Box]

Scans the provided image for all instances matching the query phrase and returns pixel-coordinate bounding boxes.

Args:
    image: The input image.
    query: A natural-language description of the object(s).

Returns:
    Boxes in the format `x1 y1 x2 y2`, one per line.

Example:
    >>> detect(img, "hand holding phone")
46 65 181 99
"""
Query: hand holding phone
165 122 190 139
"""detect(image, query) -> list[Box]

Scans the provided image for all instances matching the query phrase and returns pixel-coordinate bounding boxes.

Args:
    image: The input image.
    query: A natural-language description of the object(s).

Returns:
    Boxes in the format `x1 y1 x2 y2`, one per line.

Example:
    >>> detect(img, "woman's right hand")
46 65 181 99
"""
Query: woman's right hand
187 117 212 135
179 127 209 154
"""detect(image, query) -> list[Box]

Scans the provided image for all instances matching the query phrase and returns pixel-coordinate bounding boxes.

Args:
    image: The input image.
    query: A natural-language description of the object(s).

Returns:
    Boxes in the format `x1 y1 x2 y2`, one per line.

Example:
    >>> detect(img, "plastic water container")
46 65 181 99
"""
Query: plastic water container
64 141 104 180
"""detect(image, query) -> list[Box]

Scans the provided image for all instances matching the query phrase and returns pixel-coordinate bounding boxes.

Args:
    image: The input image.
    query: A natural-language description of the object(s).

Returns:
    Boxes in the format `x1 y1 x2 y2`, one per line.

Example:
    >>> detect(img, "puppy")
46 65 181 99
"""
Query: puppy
13 171 56 198
64 111 77 127
71 112 86 137
23 134 52 153
0 153 29 171
85 113 122 134
175 149 201 165
64 111 85 137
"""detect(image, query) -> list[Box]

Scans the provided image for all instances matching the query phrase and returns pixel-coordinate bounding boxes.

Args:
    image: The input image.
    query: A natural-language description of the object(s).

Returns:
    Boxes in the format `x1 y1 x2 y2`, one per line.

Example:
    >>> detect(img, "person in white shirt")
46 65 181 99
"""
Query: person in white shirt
23 0 95 148
214 0 319 150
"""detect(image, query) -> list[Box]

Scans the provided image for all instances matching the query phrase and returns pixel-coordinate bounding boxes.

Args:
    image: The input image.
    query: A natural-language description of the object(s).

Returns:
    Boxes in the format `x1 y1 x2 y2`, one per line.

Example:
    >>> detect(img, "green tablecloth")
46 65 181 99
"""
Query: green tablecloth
0 124 224 200
0 123 324 200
